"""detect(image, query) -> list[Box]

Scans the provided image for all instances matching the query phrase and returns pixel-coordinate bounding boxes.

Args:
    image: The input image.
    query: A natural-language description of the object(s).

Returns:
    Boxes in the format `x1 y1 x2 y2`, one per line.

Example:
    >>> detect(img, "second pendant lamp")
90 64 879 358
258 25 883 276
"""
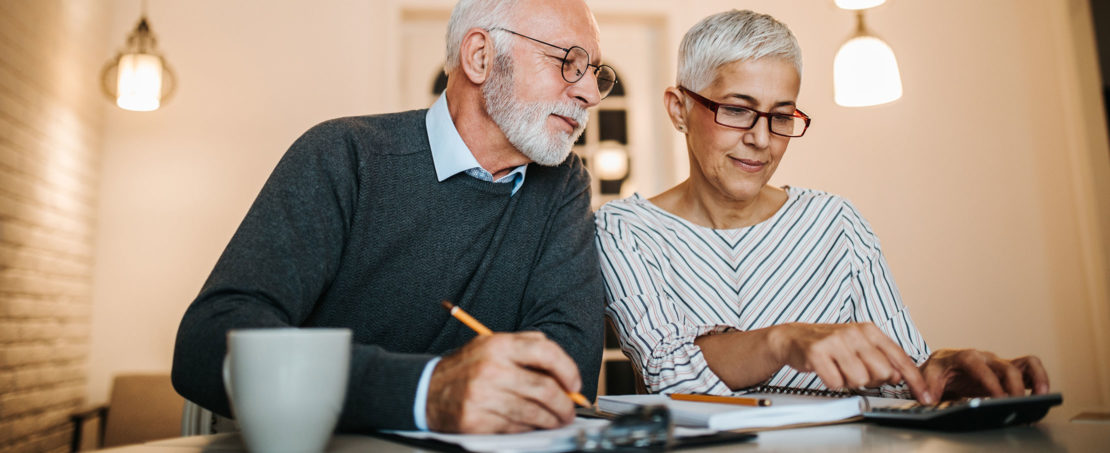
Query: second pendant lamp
833 8 903 107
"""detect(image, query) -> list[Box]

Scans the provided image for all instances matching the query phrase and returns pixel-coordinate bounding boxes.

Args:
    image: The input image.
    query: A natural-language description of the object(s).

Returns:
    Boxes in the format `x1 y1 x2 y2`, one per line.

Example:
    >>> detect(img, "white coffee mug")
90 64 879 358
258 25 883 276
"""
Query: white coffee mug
224 328 351 453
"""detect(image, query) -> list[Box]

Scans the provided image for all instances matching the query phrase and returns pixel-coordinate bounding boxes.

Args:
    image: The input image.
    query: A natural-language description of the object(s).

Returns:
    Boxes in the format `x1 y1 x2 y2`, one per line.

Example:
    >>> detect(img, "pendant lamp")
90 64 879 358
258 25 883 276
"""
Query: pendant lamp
834 0 887 10
833 10 903 107
101 3 176 111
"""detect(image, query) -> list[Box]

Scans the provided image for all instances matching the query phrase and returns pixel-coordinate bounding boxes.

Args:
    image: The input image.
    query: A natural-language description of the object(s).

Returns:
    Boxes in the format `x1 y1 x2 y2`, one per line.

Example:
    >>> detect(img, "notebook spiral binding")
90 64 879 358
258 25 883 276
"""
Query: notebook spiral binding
746 385 854 398
745 385 876 411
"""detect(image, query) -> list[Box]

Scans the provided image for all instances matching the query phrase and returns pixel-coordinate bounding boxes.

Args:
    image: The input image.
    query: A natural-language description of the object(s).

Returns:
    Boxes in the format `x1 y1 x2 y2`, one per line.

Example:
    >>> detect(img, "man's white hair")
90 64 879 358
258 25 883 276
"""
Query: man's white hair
445 0 516 73
677 9 802 93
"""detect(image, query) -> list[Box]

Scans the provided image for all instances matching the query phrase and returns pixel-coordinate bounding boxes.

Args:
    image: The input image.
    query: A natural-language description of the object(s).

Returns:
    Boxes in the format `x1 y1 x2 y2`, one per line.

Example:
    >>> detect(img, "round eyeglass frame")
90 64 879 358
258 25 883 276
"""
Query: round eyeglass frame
489 27 617 99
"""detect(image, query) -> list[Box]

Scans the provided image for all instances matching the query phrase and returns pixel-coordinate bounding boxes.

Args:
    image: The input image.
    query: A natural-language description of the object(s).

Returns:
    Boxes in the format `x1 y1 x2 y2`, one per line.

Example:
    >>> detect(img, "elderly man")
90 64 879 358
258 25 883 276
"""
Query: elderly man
172 0 615 434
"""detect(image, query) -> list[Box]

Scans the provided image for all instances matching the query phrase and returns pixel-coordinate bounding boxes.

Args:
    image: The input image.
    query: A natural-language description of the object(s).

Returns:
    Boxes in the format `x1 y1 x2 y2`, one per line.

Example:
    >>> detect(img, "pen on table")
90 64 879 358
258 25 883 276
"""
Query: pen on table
669 393 773 407
441 300 593 408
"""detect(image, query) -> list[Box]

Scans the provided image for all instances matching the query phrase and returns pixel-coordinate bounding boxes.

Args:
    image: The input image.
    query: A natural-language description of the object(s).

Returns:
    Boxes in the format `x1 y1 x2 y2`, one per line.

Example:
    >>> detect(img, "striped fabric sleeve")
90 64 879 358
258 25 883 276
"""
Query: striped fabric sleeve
596 209 735 395
840 200 931 398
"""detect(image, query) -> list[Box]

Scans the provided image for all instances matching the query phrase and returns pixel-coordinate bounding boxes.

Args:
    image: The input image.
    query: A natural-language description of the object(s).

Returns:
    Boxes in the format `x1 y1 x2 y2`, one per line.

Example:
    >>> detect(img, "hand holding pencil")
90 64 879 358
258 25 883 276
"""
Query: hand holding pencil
424 301 587 433
442 301 591 407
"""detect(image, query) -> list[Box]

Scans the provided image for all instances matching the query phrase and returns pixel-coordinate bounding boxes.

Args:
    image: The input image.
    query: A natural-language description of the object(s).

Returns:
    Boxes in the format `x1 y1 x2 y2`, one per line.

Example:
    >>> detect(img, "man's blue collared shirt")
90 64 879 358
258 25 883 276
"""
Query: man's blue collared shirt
426 94 527 194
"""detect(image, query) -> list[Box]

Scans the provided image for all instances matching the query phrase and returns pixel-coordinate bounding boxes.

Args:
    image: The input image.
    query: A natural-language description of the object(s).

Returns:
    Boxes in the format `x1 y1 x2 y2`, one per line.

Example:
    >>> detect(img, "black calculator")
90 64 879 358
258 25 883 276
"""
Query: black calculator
863 393 1062 431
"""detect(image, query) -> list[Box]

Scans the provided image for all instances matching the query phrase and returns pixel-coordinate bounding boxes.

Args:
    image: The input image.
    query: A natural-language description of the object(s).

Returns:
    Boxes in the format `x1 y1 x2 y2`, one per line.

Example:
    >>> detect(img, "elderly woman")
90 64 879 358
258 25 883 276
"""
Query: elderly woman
596 9 1048 403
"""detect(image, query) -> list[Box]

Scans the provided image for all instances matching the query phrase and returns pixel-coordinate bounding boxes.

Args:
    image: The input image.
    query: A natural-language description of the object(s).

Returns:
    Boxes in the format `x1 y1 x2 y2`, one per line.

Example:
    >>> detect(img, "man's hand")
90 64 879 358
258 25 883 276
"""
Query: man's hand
425 331 582 433
919 349 1049 402
770 322 932 403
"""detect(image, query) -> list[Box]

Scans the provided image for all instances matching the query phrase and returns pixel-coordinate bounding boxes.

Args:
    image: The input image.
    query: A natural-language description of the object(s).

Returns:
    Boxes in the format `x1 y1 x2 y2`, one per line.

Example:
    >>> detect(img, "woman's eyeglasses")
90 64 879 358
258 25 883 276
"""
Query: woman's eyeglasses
679 86 811 137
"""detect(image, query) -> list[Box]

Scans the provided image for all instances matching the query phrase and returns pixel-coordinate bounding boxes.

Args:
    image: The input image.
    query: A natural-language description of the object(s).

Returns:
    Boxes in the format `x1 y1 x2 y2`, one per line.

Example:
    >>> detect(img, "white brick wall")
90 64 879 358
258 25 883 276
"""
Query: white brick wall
0 1 108 451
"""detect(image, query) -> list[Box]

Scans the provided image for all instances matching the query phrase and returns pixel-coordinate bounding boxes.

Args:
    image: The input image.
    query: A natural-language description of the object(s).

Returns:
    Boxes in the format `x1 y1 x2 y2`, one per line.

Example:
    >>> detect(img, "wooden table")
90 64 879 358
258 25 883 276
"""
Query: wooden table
97 421 1110 452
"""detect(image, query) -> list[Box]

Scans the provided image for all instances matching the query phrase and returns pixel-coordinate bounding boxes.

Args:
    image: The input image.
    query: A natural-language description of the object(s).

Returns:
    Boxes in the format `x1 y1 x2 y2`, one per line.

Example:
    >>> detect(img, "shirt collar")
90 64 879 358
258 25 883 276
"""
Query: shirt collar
426 94 528 188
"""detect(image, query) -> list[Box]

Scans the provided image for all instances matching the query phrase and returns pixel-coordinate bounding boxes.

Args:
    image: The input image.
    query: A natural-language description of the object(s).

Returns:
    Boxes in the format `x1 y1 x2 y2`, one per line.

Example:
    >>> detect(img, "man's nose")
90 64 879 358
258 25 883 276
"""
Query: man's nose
567 69 602 107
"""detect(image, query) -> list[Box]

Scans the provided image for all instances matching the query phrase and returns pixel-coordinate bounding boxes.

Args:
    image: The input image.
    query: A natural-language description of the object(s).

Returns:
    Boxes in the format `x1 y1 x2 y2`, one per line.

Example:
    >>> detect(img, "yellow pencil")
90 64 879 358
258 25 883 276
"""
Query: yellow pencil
441 300 592 408
669 393 773 407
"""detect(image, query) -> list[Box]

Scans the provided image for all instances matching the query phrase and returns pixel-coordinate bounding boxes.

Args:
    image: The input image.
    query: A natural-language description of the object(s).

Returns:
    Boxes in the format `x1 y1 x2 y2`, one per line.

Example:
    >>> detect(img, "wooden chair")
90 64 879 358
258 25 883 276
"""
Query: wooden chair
70 373 184 451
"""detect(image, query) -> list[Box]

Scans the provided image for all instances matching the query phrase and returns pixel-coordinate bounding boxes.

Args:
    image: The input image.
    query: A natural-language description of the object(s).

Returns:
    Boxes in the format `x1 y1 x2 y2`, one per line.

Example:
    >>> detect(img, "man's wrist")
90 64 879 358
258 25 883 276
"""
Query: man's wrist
412 356 442 431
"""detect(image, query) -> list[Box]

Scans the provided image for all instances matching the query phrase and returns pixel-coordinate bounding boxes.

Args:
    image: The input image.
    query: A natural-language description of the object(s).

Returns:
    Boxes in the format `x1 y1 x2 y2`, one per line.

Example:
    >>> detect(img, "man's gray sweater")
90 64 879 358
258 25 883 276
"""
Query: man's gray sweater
171 109 604 432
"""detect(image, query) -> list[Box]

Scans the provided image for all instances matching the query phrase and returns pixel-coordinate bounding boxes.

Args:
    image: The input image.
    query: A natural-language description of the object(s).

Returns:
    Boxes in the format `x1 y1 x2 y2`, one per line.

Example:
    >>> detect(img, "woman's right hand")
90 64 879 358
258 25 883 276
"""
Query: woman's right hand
769 322 933 404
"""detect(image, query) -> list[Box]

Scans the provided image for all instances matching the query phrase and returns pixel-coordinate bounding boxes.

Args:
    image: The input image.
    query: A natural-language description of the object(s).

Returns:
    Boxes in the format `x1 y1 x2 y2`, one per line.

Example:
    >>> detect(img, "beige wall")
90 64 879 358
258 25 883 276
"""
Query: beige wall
85 0 1110 424
88 0 391 406
0 1 109 451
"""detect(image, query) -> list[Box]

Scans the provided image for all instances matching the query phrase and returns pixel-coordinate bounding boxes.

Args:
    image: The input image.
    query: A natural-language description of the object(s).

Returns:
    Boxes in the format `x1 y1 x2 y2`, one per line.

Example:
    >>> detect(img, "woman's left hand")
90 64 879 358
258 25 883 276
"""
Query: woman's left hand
919 349 1049 402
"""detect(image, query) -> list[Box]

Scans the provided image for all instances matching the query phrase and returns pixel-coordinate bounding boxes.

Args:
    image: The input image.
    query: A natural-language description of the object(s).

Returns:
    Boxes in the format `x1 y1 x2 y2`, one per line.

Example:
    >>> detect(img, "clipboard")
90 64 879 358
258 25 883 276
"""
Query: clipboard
377 405 755 452
577 405 757 450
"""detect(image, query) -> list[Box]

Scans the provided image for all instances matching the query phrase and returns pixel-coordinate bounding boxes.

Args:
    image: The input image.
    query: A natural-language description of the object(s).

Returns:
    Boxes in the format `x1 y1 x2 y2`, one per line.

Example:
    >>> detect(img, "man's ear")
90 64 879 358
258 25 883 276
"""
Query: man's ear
663 87 689 133
459 28 494 84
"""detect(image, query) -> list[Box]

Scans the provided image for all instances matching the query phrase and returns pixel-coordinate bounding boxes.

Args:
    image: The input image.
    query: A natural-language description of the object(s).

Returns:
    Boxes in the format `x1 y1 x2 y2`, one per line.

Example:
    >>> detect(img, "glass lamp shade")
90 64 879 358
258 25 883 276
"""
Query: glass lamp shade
834 0 887 10
594 144 629 181
116 53 163 111
101 15 175 111
834 35 903 107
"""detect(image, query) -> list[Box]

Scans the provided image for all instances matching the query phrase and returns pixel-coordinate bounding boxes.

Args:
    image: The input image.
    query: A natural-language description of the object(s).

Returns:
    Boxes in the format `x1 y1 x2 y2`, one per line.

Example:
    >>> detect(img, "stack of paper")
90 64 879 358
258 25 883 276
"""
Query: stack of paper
598 393 865 431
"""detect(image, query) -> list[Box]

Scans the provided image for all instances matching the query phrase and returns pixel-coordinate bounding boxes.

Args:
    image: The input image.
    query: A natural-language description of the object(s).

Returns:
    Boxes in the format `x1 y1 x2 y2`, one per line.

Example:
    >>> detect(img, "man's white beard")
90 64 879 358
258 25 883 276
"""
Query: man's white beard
482 52 589 166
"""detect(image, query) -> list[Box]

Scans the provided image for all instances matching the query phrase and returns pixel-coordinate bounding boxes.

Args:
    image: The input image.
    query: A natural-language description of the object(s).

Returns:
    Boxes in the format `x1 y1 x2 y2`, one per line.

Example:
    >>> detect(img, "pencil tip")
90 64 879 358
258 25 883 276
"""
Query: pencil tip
570 392 593 408
441 300 454 310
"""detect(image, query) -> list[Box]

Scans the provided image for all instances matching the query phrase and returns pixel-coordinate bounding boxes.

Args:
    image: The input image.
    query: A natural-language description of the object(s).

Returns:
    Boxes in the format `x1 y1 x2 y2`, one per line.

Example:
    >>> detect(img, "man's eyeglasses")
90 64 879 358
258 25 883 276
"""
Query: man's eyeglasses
490 28 617 99
678 86 811 137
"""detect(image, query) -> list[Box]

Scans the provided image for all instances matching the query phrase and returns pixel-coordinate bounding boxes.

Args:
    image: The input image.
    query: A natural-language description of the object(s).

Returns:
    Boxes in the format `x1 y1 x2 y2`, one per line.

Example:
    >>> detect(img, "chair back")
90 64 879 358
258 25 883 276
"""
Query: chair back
101 374 184 447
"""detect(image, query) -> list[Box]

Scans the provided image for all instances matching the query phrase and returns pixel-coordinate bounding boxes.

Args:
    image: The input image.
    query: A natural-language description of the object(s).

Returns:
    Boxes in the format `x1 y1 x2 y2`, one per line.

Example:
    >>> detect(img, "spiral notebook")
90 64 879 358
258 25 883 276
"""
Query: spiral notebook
598 386 1062 432
738 386 1064 430
597 386 877 431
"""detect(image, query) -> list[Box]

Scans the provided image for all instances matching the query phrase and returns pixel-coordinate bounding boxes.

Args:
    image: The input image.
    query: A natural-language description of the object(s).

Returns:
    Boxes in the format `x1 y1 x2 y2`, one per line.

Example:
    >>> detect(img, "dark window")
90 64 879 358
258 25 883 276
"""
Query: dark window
599 110 628 145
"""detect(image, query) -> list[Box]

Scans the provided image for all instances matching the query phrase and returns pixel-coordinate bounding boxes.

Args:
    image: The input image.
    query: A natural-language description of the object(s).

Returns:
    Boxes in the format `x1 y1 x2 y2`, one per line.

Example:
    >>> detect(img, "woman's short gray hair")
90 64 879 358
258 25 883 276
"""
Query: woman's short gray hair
677 9 802 92
445 0 516 73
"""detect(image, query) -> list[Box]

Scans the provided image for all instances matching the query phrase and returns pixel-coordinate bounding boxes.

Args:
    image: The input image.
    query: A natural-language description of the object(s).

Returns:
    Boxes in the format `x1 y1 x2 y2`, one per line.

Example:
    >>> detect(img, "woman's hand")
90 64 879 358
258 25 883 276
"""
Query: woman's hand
769 322 932 403
696 322 931 403
919 349 1049 402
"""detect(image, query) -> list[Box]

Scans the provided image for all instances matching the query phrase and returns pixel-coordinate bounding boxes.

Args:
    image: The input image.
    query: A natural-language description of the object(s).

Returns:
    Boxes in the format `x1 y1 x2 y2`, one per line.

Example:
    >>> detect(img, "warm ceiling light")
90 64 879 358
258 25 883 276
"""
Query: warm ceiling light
101 5 176 112
833 11 902 107
835 0 887 10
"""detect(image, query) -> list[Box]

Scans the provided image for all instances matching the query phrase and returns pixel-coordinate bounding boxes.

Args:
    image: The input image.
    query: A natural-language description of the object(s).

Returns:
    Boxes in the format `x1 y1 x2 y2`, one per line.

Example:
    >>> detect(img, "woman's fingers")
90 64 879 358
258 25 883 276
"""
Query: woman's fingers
989 358 1027 397
787 329 1051 403
786 323 921 392
1013 355 1050 394
920 349 1051 400
809 353 846 390
864 328 929 401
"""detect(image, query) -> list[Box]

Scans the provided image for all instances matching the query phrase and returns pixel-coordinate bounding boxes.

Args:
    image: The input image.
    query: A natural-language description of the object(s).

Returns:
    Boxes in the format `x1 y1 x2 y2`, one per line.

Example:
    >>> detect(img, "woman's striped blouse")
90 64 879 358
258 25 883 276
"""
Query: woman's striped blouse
595 187 930 396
